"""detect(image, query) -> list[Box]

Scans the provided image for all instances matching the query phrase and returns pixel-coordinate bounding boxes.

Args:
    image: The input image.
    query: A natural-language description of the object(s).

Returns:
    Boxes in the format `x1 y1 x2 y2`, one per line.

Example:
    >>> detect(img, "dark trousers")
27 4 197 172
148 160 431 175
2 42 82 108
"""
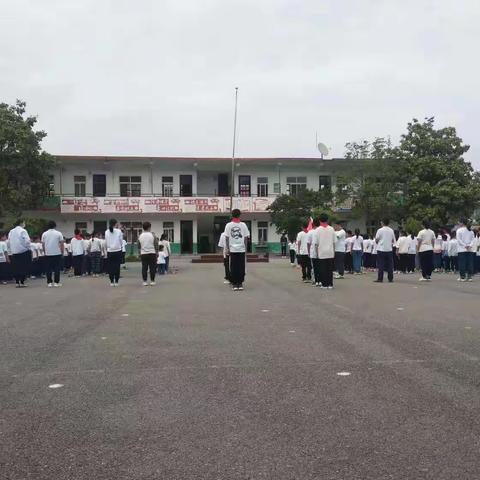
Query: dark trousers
419 250 434 279
450 256 458 272
158 263 166 274
45 255 62 284
0 262 12 281
399 254 408 273
141 253 157 282
377 251 394 282
230 252 246 286
223 254 230 281
11 251 31 284
107 251 122 283
407 254 416 273
281 244 287 256
311 258 321 284
433 253 443 270
334 251 345 275
442 254 450 272
72 255 83 277
298 255 312 280
289 249 296 264
345 252 353 273
458 252 474 279
90 252 102 274
319 258 334 287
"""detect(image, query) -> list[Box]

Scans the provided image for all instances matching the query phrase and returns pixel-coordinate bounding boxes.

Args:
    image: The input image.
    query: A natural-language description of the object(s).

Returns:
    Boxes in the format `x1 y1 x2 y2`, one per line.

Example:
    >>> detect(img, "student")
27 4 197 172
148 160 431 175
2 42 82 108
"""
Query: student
371 238 378 270
7 219 31 287
100 234 108 275
362 235 372 271
0 232 11 284
157 245 167 275
313 213 336 288
351 229 363 274
309 218 321 286
30 238 40 278
71 229 85 277
474 230 480 274
416 219 435 281
374 218 395 283
396 231 409 274
345 230 353 274
83 233 92 276
224 209 250 291
105 219 124 286
456 219 475 282
63 239 72 274
407 233 417 274
138 221 158 286
121 238 127 269
393 232 400 273
433 233 443 272
448 231 458 274
441 234 450 273
296 221 311 283
160 234 171 273
218 231 230 284
280 233 288 258
41 220 65 287
288 237 297 266
89 232 103 277
334 223 346 279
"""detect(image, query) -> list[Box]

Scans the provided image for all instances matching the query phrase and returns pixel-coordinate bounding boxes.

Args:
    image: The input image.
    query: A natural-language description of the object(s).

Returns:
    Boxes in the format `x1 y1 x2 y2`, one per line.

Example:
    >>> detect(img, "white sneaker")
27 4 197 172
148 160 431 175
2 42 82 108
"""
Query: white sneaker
53 283 62 287
419 277 428 282
149 281 156 286
238 286 244 291
110 282 115 287
327 286 333 289
223 280 230 284
47 283 53 288
467 278 473 282
142 282 148 286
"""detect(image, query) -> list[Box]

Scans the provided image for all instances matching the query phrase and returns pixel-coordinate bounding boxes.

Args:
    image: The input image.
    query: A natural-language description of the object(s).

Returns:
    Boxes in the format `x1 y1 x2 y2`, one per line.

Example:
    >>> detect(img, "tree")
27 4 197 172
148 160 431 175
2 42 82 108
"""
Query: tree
0 100 56 217
267 189 334 239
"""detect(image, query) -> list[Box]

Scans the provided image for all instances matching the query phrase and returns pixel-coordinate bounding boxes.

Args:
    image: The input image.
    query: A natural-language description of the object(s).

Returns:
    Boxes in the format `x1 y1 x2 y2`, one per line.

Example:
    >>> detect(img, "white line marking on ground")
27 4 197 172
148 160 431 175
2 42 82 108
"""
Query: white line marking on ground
261 309 270 313
289 330 296 333
101 337 107 340
48 384 64 389
332 304 354 313
121 313 129 317
337 372 351 376
397 307 404 311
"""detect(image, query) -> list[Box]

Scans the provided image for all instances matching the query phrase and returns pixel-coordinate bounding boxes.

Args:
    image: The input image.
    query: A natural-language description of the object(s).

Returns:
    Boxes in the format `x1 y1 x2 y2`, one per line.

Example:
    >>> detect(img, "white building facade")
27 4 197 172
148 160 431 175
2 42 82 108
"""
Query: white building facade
28 155 366 254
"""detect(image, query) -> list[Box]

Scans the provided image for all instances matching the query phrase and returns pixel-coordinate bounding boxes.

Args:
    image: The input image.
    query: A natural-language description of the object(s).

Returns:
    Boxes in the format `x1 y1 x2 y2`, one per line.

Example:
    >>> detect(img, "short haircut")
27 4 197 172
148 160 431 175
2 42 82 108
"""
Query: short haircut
302 220 309 229
422 218 431 229
143 221 151 231
313 217 320 227
231 209 241 218
14 219 24 227
74 228 81 235
382 218 390 226
319 213 328 223
47 220 56 229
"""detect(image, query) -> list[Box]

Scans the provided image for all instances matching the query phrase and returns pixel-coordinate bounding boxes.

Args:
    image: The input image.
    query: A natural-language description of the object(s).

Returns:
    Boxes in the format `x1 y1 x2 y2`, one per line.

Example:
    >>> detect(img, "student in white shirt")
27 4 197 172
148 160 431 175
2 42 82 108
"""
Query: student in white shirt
313 212 336 288
416 219 436 281
41 220 65 287
334 223 346 278
138 221 158 286
157 245 167 274
407 233 417 273
218 231 230 283
396 231 409 273
362 235 372 271
7 219 31 287
448 232 458 273
288 238 297 266
309 218 321 286
29 239 39 278
345 230 354 274
224 209 250 291
71 229 85 277
89 231 103 277
296 221 312 283
160 234 171 274
441 234 450 273
351 229 364 274
105 218 124 286
474 230 480 275
0 231 11 284
433 233 444 272
456 219 475 281
374 218 395 283
121 238 127 269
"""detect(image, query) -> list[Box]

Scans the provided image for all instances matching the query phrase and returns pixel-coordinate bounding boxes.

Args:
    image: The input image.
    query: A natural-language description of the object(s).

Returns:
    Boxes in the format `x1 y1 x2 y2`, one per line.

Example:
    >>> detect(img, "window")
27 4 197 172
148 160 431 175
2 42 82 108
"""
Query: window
119 176 141 197
273 182 281 194
75 222 88 234
93 221 107 234
257 177 268 197
47 175 55 196
286 177 307 196
74 175 86 197
180 175 192 196
93 174 106 197
319 176 331 191
258 221 268 244
162 176 174 197
336 176 349 192
121 221 143 243
163 221 174 242
239 175 251 197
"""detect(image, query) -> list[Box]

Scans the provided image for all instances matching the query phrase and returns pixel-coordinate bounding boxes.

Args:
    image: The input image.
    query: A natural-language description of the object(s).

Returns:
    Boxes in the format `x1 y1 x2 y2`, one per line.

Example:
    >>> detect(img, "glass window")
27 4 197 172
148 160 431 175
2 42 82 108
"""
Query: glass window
273 182 281 194
74 175 86 197
162 176 174 197
239 175 251 197
258 221 268 244
121 221 143 243
319 175 331 191
257 177 268 197
163 221 174 242
336 176 349 192
286 177 307 196
119 176 141 197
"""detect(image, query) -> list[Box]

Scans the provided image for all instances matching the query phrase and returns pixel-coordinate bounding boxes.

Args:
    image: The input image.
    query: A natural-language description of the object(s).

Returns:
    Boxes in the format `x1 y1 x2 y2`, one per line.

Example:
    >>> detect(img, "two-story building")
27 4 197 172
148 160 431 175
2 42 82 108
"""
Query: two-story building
27 155 366 254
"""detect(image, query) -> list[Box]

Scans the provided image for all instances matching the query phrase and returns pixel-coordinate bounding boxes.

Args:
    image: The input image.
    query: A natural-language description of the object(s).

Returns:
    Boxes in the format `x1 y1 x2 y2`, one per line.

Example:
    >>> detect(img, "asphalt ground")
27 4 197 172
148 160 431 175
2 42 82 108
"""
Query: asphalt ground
1 259 480 480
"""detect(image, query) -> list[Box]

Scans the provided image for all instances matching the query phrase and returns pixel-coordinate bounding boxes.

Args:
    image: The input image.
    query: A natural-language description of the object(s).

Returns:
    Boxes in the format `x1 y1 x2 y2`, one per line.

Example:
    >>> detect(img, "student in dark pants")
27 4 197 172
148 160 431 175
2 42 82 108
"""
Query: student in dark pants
280 234 288 258
297 221 312 282
105 219 124 286
373 219 395 283
218 232 230 284
7 219 32 287
41 220 65 287
138 221 158 286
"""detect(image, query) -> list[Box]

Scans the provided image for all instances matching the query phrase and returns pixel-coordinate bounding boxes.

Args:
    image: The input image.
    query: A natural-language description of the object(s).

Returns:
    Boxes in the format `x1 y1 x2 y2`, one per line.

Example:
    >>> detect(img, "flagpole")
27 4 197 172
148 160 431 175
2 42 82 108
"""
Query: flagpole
230 87 239 212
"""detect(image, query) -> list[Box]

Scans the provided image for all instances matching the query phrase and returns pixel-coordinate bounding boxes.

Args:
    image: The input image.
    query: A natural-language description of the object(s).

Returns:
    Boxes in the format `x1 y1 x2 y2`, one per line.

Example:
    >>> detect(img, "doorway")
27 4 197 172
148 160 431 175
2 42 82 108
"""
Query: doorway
180 175 193 196
218 173 229 196
92 174 106 197
180 220 193 254
239 175 251 197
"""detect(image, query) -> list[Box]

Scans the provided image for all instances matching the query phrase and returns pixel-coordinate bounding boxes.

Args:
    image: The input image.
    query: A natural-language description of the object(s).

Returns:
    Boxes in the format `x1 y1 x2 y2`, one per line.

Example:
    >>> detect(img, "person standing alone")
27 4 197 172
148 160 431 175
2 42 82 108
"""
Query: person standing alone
7 219 31 288
374 218 395 283
224 209 250 291
313 213 336 288
138 221 158 286
416 220 436 281
105 219 124 286
41 220 65 287
456 219 475 282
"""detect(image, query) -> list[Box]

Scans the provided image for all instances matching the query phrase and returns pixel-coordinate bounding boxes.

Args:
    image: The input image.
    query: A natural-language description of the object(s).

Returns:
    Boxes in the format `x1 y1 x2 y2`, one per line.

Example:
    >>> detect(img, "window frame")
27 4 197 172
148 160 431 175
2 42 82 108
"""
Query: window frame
119 176 142 197
163 221 175 242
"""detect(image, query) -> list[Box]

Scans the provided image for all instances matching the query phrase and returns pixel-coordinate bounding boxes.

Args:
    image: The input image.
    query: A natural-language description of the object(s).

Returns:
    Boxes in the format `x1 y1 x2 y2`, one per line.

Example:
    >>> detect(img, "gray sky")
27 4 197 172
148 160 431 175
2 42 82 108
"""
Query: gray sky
1 0 479 166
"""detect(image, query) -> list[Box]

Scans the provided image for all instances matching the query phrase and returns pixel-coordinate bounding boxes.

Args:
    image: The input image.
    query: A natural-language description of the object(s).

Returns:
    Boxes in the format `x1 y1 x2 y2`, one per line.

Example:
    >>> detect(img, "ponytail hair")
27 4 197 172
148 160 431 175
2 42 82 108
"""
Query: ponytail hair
355 228 360 238
109 218 117 233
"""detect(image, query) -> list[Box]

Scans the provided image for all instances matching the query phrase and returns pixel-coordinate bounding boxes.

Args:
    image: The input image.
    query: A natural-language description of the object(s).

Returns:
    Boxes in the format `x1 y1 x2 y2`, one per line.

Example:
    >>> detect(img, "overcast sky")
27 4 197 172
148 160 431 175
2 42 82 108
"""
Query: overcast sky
1 0 479 166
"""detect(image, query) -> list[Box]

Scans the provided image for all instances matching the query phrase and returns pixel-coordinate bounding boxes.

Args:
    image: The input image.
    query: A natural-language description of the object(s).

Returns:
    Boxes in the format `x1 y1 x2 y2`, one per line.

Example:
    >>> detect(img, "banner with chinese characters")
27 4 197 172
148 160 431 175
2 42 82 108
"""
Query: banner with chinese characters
60 197 273 214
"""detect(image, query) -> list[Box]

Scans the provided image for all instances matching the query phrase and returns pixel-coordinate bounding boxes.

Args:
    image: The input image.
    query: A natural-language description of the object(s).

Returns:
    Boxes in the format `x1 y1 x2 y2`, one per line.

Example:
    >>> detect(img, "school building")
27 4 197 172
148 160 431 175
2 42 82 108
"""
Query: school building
29 155 366 254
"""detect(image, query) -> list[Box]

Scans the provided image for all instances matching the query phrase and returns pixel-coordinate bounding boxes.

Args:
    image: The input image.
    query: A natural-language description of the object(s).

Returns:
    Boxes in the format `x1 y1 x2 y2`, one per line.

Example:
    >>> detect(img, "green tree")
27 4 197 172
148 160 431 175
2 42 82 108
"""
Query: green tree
0 100 56 217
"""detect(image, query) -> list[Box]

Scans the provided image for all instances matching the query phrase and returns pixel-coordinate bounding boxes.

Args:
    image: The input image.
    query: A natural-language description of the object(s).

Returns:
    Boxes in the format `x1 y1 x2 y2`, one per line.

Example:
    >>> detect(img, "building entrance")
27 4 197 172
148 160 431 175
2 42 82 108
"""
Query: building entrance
180 221 193 254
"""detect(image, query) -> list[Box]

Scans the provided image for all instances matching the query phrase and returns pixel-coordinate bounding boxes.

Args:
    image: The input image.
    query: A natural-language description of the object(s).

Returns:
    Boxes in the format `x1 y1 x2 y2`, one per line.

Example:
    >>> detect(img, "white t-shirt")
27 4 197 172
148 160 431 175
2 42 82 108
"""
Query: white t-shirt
36 243 45 257
335 229 346 253
288 241 297 252
90 238 102 253
352 235 364 251
122 239 127 253
138 231 157 255
308 229 318 259
0 241 8 263
161 240 171 257
296 231 309 255
456 226 475 253
417 229 435 252
7 226 31 255
105 228 124 253
41 229 64 256
224 221 250 253
218 232 228 258
396 236 409 255
434 235 443 253
448 238 458 256
30 243 38 259
157 252 167 264
314 225 336 259
375 226 395 252
345 236 353 253
363 238 372 253
407 236 417 254
71 237 85 256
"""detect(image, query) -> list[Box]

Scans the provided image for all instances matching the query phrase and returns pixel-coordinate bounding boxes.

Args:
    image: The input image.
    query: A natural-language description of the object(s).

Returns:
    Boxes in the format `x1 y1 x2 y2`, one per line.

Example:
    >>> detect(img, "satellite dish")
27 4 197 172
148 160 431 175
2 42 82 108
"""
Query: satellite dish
317 142 329 158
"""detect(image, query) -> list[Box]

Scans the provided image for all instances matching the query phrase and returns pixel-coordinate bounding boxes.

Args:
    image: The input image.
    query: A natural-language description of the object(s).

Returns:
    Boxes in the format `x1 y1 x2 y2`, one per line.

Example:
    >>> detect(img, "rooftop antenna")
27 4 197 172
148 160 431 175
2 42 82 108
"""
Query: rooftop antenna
317 141 329 160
